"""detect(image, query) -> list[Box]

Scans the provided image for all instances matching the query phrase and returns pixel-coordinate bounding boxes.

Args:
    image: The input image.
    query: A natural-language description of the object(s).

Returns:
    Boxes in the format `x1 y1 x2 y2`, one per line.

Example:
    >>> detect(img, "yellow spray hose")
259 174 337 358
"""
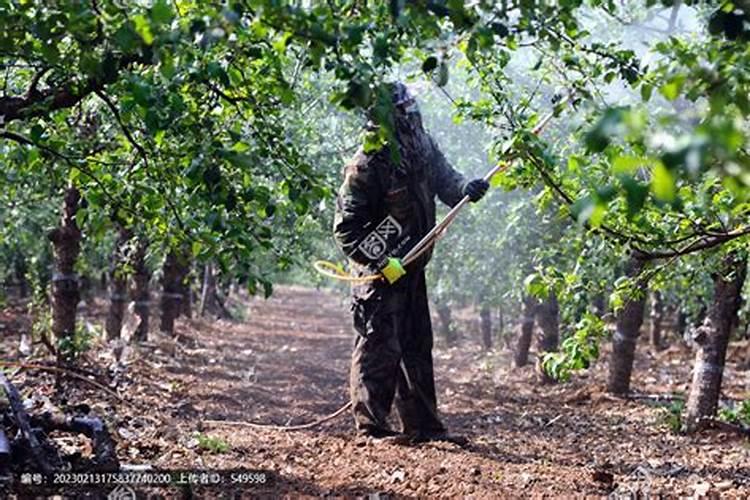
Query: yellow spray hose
313 260 381 282
314 93 573 283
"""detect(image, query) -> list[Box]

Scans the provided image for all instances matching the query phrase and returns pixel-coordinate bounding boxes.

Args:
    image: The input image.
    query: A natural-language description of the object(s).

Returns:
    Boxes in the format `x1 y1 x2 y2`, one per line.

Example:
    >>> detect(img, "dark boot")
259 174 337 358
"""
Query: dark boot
356 425 412 445
410 429 469 446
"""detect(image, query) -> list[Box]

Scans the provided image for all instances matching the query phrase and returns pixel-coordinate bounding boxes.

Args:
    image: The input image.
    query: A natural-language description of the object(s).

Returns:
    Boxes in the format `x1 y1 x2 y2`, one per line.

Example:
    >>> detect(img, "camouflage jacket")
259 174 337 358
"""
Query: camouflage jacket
333 132 466 299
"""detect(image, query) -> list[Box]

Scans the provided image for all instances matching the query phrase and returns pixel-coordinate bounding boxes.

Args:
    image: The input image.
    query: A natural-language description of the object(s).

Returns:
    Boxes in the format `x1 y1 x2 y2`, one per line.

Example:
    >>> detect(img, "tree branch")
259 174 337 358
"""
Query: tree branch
25 67 50 100
0 129 136 218
644 227 750 260
0 52 149 124
94 89 149 169
521 152 750 260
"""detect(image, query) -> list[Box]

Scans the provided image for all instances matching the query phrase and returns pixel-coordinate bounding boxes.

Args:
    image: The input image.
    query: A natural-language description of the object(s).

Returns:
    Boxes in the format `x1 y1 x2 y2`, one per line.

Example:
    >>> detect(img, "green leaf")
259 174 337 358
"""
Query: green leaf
30 124 44 142
75 207 87 229
612 155 641 174
570 195 595 224
207 61 230 87
523 273 547 298
69 167 80 182
144 109 160 133
736 93 750 115
489 170 504 188
567 155 581 173
589 203 606 227
660 82 679 101
151 0 174 24
584 107 625 153
159 51 176 79
191 240 202 257
79 52 101 77
343 80 372 109
226 152 254 169
640 83 653 102
133 15 154 45
651 162 676 201
595 185 617 203
621 176 648 218
373 34 389 59
114 24 139 52
273 32 291 53
659 76 685 101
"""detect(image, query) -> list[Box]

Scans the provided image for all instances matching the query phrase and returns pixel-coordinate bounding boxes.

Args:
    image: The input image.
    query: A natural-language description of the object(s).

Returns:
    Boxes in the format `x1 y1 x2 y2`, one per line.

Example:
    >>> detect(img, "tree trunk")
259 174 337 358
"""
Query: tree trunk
536 293 559 353
47 186 82 363
607 255 647 394
181 280 193 318
214 285 234 320
536 293 559 383
499 305 513 350
436 304 455 344
649 291 665 350
731 272 744 335
592 293 606 317
514 295 537 367
696 303 707 325
130 240 150 342
480 304 492 350
677 308 688 339
685 253 746 432
13 253 28 298
199 263 213 317
79 274 94 308
497 305 504 336
105 226 131 341
179 252 193 318
160 249 189 335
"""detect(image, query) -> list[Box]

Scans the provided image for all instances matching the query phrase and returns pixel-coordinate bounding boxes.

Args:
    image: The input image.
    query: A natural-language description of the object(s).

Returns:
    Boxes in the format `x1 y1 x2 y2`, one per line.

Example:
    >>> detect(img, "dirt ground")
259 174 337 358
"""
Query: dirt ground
2 285 750 498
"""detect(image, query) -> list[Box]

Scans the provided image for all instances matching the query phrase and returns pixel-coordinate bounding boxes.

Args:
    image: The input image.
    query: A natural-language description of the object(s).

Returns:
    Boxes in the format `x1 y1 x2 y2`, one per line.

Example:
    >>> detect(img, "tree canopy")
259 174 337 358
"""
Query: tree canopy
1 0 749 324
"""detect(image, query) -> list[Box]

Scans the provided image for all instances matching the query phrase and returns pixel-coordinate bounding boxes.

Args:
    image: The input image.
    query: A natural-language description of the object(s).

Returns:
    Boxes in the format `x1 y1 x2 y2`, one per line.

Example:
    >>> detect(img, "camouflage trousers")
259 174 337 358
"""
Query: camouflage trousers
349 270 445 435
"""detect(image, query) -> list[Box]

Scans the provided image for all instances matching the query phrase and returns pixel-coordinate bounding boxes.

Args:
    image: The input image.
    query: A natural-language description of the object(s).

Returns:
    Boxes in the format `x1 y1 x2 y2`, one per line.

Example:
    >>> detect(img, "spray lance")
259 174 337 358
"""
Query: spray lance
314 91 575 283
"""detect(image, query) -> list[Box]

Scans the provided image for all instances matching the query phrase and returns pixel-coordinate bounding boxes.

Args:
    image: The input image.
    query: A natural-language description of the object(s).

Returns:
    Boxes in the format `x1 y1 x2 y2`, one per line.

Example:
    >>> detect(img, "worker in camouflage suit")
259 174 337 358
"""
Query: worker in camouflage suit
333 82 489 442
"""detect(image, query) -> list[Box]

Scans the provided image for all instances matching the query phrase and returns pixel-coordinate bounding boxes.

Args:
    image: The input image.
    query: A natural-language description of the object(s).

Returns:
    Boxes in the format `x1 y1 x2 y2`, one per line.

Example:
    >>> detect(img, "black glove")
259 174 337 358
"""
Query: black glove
463 178 489 202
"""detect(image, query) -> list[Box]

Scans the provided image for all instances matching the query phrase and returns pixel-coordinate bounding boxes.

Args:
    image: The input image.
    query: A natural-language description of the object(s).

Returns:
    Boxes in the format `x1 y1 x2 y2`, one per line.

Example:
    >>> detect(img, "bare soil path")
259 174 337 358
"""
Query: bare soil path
2 286 749 497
